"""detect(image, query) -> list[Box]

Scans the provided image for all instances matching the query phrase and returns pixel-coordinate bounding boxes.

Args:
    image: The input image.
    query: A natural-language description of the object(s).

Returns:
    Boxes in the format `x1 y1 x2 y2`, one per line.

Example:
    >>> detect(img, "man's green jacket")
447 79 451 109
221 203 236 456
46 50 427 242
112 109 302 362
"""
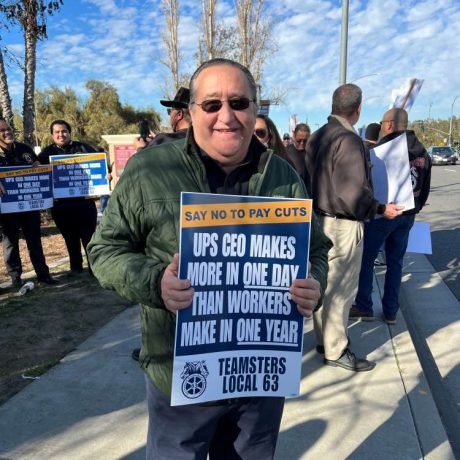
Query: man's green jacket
88 135 332 395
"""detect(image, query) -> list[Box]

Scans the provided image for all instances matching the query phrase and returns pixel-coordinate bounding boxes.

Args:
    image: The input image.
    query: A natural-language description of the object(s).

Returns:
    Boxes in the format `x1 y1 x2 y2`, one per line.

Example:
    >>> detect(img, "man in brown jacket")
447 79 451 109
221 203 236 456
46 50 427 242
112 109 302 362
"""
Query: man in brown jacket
305 84 403 372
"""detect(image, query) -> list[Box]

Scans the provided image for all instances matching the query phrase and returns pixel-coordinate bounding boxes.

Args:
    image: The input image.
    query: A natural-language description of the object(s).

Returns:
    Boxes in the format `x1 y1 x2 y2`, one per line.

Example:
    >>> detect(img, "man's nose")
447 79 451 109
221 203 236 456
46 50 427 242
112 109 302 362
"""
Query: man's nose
217 101 237 123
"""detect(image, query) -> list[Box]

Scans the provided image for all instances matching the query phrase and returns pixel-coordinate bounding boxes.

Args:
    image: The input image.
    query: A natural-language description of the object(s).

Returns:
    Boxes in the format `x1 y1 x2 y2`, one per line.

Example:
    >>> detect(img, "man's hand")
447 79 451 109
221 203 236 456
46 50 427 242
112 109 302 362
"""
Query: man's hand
383 203 405 220
161 253 194 314
290 276 321 318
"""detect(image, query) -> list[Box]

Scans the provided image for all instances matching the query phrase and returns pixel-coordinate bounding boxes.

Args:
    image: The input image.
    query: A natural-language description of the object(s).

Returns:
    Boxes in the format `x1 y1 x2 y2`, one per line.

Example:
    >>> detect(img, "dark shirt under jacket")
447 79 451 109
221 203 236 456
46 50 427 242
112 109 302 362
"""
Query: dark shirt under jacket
306 116 379 221
286 144 311 196
0 142 37 166
196 136 263 196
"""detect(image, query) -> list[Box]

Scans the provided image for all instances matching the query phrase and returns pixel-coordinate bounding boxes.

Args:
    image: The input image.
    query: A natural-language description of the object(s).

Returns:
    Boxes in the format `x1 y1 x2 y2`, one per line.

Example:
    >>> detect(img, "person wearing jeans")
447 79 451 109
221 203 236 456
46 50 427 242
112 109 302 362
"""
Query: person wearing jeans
350 108 431 325
354 214 415 322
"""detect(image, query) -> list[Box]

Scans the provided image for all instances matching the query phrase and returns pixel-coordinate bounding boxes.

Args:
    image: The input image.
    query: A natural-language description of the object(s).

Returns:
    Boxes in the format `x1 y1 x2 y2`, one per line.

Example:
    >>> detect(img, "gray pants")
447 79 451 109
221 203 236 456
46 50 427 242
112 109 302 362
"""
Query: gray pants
145 376 284 460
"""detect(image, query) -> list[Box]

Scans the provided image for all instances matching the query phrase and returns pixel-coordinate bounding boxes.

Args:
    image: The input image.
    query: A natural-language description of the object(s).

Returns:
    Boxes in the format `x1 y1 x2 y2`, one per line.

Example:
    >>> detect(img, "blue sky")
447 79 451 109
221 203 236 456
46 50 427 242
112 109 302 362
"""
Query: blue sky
2 0 459 135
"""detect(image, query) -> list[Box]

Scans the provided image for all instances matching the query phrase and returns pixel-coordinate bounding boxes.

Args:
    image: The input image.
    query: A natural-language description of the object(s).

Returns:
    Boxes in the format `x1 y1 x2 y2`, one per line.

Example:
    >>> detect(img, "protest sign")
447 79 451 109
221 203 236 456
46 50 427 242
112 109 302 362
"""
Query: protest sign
0 165 53 213
50 153 109 198
370 133 415 211
171 192 312 406
389 78 424 112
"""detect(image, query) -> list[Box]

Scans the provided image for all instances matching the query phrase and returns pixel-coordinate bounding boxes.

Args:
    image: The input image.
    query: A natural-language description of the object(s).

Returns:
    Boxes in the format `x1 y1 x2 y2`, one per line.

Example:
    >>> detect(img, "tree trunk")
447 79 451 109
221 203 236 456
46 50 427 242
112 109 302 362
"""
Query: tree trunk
23 26 37 146
0 47 14 129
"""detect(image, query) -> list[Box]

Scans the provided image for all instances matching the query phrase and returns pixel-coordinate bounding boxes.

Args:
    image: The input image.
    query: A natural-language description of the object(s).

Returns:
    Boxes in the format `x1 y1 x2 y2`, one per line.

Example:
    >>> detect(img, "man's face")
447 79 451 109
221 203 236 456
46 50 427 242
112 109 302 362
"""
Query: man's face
190 65 257 167
52 124 71 147
168 107 182 131
379 111 394 139
0 121 14 150
293 130 309 151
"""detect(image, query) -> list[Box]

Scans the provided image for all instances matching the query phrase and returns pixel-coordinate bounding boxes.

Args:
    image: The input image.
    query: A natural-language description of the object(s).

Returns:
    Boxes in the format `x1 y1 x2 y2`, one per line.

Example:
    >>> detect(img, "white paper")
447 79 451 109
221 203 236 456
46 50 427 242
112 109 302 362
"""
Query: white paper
406 221 432 254
389 78 424 112
370 133 415 211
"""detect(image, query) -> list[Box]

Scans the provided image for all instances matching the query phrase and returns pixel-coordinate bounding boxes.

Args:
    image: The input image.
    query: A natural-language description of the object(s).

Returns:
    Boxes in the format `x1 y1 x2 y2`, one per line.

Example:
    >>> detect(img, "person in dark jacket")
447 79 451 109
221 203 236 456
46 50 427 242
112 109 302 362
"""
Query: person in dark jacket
350 108 431 325
0 119 57 286
306 84 403 372
38 119 97 276
286 123 311 192
88 58 331 460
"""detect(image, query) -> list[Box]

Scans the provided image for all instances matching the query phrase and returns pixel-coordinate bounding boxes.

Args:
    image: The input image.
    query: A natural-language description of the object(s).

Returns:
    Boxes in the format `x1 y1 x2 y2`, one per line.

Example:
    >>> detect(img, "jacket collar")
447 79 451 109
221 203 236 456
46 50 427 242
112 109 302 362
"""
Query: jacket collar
329 114 357 134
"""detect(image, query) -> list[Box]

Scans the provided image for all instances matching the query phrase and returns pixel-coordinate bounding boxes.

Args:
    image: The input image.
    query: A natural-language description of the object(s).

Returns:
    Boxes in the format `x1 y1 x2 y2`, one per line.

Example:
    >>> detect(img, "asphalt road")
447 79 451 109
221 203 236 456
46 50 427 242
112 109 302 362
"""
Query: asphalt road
420 162 460 301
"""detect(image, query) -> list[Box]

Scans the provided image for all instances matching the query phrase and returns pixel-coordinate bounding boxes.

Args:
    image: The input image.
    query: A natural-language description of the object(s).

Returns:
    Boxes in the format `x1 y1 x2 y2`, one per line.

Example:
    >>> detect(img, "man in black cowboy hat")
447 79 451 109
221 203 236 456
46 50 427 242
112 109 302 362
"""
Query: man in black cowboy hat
135 87 191 150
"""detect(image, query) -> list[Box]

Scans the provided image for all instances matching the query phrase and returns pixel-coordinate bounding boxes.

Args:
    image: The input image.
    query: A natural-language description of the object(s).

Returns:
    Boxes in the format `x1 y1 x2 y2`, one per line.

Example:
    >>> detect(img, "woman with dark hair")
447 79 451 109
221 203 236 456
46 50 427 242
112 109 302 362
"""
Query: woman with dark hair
254 114 292 165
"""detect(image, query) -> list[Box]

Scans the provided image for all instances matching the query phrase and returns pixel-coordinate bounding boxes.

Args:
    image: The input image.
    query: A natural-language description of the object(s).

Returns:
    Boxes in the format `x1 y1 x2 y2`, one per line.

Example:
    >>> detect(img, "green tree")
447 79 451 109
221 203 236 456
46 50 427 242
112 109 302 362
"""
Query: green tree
120 103 161 135
82 80 126 146
35 85 83 147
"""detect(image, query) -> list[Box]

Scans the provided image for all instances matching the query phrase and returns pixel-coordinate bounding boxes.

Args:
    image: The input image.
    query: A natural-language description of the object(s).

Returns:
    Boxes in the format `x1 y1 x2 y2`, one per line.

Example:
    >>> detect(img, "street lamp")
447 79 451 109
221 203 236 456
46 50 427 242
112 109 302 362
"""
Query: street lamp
448 95 459 146
339 0 349 85
349 73 380 84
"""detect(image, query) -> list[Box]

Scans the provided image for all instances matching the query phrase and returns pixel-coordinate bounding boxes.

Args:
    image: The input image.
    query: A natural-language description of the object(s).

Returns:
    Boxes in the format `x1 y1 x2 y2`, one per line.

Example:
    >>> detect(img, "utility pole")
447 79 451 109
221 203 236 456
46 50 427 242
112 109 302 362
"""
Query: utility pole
339 0 349 85
448 96 459 146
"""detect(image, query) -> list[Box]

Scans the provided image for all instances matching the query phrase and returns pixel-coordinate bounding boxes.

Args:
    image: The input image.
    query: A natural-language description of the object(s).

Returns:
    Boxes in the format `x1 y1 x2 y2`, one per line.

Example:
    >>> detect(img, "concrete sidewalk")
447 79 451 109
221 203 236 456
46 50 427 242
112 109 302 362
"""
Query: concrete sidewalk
0 257 455 459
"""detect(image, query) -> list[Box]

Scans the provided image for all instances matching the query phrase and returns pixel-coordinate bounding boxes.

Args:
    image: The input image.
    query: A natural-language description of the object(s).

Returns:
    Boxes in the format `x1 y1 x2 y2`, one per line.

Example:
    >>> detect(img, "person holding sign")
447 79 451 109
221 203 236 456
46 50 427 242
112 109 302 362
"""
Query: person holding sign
38 120 98 276
306 84 404 372
88 58 331 459
0 119 57 286
350 108 431 325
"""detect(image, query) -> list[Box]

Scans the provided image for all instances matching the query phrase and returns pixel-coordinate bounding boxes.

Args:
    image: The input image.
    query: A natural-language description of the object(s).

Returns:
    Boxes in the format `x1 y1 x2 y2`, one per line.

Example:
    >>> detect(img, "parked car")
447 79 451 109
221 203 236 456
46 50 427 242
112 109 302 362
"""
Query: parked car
427 146 457 165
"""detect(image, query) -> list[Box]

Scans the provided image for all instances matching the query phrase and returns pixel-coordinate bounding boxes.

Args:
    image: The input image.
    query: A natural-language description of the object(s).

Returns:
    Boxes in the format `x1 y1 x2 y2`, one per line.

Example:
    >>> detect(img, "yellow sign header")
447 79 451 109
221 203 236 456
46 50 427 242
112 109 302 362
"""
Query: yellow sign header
0 165 52 179
50 153 105 165
181 200 312 228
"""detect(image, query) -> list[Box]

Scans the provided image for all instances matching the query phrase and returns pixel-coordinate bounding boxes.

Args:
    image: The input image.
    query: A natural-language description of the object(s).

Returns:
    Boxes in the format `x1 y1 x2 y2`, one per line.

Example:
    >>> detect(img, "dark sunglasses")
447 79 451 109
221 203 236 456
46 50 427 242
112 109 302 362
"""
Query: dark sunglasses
167 108 182 115
255 128 268 138
191 97 256 113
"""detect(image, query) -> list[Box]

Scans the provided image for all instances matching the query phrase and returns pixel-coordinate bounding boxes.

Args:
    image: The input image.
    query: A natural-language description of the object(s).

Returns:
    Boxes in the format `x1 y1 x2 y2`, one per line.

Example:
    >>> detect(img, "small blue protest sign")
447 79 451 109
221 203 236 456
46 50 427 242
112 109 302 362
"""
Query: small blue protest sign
0 165 53 213
50 153 109 198
171 192 312 406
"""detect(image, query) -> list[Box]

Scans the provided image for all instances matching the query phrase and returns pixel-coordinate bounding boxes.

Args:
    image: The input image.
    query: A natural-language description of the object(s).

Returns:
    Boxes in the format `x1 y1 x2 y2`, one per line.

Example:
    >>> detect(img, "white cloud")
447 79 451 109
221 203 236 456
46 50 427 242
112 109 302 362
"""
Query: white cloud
2 0 459 130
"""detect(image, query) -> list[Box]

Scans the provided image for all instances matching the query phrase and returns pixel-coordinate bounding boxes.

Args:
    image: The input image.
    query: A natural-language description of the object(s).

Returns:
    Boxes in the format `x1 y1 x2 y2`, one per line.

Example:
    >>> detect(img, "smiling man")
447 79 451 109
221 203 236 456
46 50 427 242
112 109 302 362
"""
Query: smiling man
0 119 57 286
88 58 331 459
38 120 98 276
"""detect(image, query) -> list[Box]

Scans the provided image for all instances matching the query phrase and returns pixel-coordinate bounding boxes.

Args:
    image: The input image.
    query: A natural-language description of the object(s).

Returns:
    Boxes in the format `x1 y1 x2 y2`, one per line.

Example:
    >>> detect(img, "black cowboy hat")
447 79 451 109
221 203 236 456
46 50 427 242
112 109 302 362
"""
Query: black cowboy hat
160 87 190 109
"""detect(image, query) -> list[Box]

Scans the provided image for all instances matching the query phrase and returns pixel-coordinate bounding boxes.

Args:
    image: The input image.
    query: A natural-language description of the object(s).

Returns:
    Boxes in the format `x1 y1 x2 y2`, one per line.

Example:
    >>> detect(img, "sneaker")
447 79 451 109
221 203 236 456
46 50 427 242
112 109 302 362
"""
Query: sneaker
131 348 140 361
349 305 374 321
37 275 59 285
324 348 376 372
383 313 397 325
316 337 351 355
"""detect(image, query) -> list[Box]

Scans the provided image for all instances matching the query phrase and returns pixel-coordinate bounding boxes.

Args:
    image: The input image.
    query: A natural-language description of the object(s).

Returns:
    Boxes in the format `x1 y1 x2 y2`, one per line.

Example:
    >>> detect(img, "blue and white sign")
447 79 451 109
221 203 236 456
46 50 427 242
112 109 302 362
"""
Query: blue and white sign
171 192 312 406
0 165 53 213
50 153 109 199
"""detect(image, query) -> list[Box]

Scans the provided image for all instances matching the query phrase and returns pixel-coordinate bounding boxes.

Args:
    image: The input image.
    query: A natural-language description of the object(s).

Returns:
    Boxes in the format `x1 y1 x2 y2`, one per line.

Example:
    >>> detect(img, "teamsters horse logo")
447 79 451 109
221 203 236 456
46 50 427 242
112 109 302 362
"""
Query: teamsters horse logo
180 361 209 399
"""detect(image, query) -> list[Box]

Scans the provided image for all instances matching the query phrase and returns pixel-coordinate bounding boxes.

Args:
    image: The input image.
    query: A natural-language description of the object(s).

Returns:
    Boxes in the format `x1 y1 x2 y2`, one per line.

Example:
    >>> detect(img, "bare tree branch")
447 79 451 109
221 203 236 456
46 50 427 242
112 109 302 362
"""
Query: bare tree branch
161 0 180 94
